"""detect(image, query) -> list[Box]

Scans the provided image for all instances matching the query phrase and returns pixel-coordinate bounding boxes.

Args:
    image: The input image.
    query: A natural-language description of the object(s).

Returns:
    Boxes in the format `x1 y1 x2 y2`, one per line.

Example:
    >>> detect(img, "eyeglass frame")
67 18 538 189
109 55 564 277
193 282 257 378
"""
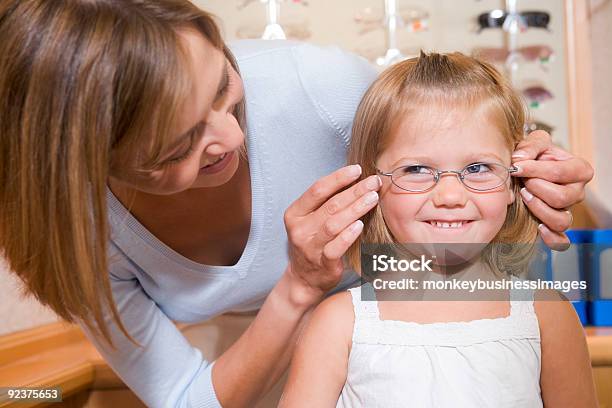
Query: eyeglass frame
375 162 519 193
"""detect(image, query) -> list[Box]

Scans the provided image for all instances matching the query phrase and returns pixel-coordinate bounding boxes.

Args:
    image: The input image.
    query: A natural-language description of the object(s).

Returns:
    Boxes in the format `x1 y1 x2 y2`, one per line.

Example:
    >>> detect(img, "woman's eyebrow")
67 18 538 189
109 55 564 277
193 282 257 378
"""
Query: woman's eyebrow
216 59 229 96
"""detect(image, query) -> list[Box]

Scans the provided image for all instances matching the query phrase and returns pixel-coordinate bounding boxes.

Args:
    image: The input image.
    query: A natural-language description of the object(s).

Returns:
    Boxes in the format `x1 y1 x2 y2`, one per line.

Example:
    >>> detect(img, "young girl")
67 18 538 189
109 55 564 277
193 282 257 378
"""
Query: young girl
280 52 597 407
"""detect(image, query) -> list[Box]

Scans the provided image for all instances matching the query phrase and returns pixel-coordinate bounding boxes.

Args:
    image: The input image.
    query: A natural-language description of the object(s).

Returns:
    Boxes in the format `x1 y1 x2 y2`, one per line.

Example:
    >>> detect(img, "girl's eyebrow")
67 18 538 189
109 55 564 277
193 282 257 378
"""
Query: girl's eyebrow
388 153 506 169
462 152 506 163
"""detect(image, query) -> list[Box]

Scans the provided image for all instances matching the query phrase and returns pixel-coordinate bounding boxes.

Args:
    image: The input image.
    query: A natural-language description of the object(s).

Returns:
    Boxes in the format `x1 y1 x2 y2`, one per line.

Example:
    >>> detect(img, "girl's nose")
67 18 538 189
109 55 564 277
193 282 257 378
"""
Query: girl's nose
431 174 468 208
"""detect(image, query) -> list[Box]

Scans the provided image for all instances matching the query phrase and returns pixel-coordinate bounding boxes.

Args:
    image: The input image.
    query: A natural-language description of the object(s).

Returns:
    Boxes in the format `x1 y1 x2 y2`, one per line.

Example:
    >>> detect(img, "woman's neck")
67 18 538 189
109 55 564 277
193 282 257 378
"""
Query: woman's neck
107 159 252 266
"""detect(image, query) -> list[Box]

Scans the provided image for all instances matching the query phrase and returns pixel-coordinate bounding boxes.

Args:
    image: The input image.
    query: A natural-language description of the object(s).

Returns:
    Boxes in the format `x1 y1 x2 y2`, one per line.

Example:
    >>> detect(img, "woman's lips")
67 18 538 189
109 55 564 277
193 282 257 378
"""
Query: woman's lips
199 151 234 175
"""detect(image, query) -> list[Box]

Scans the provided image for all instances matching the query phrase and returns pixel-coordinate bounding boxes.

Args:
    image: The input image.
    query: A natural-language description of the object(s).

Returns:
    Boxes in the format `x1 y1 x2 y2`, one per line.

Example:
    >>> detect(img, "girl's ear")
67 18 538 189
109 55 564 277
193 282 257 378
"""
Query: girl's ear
508 189 515 205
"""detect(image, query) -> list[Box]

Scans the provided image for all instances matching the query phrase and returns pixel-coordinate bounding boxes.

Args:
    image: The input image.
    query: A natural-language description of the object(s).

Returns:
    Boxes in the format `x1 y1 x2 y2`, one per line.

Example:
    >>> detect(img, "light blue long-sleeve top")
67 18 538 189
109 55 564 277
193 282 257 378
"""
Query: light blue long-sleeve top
81 40 377 407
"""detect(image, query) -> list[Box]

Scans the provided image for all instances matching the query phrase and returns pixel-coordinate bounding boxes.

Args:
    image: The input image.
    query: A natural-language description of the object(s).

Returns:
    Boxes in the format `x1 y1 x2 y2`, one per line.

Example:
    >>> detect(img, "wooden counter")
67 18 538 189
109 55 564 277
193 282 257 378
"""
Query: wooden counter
1 323 611 407
587 327 612 408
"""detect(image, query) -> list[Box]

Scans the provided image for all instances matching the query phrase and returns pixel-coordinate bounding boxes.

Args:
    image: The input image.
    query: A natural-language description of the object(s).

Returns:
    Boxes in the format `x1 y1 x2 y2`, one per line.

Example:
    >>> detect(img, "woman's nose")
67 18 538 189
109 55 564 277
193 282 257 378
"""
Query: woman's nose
431 173 468 208
204 110 244 155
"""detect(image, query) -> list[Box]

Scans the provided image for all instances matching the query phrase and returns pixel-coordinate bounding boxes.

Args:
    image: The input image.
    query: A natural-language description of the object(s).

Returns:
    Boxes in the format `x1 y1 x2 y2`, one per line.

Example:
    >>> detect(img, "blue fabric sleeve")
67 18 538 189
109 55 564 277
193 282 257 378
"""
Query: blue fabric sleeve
79 269 222 408
291 44 378 147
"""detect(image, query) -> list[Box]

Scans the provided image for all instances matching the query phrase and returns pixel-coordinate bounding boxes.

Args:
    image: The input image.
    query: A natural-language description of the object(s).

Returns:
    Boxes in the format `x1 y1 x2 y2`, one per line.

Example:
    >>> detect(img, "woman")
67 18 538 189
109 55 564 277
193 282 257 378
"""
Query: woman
0 1 593 407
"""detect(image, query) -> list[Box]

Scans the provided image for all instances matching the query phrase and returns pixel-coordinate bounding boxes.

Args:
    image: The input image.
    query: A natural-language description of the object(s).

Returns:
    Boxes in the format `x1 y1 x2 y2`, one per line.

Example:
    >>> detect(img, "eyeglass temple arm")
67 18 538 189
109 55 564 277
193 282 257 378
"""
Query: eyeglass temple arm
375 168 393 177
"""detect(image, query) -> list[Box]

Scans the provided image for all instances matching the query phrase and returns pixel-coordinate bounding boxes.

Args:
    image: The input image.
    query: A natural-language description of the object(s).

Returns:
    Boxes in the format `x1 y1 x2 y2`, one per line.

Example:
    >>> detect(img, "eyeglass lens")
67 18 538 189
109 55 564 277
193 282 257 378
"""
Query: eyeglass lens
391 163 511 192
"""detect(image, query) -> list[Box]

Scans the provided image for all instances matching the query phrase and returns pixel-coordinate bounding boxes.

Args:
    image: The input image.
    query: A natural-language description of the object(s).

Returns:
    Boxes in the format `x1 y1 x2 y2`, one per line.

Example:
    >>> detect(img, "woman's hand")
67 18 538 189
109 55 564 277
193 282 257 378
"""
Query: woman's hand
283 165 381 307
512 130 594 250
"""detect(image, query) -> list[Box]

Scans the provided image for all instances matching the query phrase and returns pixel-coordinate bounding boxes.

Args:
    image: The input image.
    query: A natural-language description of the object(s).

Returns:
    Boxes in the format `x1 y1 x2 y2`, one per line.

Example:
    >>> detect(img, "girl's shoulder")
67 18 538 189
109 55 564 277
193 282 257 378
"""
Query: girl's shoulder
533 287 576 321
305 291 355 348
533 288 587 350
313 290 355 326
533 291 598 406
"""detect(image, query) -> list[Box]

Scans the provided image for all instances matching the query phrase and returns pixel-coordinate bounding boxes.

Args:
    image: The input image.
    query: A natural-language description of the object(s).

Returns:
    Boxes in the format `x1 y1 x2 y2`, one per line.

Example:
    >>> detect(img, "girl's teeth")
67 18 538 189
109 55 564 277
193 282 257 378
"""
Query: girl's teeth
430 221 465 229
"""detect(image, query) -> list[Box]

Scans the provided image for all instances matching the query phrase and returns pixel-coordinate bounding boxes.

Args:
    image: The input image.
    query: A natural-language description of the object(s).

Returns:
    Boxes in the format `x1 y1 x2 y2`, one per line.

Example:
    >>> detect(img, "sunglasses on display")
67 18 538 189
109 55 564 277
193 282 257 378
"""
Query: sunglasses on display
473 45 553 64
522 86 554 108
477 10 550 32
354 6 429 35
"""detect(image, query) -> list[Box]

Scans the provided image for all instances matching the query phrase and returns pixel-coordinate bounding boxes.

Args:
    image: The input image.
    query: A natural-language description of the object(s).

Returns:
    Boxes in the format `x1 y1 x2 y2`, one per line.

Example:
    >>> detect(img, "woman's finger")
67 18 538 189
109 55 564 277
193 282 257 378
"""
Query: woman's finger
322 220 364 262
319 175 381 218
538 224 571 251
519 188 573 232
285 165 362 218
513 157 594 185
522 178 585 209
314 189 379 245
511 130 553 160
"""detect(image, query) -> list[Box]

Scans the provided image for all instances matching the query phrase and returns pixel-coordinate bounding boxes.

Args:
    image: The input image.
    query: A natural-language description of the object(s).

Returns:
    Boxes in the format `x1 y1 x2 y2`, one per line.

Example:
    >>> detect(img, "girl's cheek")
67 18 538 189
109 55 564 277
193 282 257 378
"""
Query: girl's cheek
380 197 420 242
480 196 510 232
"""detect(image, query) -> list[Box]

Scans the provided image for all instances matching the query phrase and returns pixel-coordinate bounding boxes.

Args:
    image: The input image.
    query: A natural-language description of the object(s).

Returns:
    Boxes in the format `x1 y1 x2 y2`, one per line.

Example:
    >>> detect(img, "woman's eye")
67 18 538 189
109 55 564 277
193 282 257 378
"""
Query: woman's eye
164 144 194 166
217 67 233 99
217 82 229 98
161 123 205 167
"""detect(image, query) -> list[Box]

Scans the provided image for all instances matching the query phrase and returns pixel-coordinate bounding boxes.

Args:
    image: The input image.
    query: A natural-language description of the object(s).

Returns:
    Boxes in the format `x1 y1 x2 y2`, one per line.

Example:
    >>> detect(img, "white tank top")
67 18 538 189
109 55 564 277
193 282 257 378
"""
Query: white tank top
337 277 543 408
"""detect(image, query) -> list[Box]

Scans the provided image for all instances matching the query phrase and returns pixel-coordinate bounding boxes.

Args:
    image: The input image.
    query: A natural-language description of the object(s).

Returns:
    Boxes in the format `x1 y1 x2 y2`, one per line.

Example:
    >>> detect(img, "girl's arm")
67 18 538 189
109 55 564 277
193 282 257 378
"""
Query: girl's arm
535 291 599 407
279 292 355 407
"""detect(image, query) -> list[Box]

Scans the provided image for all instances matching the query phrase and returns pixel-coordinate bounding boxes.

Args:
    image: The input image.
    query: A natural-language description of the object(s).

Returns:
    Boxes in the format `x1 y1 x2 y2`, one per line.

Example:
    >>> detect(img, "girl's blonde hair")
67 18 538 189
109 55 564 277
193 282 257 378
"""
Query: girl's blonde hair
0 0 244 347
347 51 539 276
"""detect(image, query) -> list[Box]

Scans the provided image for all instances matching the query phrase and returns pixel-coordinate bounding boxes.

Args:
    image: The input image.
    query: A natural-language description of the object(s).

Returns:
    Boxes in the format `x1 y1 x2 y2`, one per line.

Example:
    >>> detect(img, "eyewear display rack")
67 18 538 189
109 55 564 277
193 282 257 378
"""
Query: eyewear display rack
199 0 594 190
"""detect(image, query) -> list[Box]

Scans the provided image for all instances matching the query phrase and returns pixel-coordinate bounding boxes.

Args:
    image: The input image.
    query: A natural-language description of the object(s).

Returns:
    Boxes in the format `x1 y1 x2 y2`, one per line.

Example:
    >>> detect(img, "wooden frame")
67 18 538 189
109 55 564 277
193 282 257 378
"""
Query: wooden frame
564 0 597 227
565 0 595 166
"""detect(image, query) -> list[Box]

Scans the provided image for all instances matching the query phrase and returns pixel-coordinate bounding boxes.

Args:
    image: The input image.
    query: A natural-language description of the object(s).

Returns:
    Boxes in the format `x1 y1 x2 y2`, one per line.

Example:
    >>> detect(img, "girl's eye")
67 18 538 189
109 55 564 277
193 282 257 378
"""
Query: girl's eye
403 165 430 174
465 163 492 174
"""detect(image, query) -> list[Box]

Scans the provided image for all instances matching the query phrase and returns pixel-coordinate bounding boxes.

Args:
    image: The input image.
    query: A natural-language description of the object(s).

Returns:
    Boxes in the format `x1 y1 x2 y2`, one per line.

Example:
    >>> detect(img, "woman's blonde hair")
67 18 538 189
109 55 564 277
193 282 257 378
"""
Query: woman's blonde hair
347 51 539 276
0 0 244 347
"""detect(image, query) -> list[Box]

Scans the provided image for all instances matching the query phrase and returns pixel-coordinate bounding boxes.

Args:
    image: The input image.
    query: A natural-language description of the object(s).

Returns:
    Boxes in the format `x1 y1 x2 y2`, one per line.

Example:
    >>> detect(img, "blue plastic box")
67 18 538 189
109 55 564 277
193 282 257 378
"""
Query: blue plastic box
554 230 592 325
589 230 612 326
